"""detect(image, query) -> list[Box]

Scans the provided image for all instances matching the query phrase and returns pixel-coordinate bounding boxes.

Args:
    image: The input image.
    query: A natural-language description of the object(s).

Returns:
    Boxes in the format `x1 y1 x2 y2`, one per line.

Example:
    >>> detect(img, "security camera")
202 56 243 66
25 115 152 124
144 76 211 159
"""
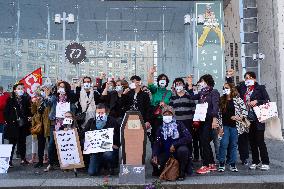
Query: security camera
54 14 61 24
197 14 205 25
258 53 265 60
67 13 75 24
184 14 191 25
252 54 257 61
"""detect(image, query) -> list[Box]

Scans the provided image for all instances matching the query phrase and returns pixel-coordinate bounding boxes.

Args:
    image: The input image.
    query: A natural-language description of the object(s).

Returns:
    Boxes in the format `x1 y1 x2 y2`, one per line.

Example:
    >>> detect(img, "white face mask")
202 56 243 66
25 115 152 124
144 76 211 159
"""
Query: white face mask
115 86 123 92
83 83 91 90
63 118 73 125
129 82 136 89
16 90 24 96
175 86 184 93
223 89 231 95
199 82 207 89
40 91 46 98
245 79 254 86
163 116 173 124
159 80 167 87
57 87 65 94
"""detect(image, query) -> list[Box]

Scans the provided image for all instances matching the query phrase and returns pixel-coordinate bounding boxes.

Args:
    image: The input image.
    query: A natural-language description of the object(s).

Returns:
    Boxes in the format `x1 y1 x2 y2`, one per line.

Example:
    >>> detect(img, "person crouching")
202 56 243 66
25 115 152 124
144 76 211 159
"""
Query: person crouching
151 106 192 180
84 103 120 176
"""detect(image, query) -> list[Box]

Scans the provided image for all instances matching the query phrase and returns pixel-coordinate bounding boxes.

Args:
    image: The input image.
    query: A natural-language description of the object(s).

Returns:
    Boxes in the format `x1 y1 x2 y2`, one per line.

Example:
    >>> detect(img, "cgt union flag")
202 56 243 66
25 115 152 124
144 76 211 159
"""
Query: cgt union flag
19 68 42 97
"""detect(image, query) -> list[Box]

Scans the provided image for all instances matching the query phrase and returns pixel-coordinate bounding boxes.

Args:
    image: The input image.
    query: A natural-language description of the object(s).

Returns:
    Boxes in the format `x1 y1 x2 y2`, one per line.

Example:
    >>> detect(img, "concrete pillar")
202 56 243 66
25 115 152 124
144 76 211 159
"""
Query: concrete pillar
257 0 284 127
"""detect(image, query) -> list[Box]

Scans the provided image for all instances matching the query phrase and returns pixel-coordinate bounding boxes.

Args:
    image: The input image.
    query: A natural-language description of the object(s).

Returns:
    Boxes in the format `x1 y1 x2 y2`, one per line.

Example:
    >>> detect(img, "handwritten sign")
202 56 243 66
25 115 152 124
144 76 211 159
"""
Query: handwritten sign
128 120 141 130
83 128 114 154
56 102 70 118
119 164 145 184
0 145 13 173
193 103 208 121
54 129 84 169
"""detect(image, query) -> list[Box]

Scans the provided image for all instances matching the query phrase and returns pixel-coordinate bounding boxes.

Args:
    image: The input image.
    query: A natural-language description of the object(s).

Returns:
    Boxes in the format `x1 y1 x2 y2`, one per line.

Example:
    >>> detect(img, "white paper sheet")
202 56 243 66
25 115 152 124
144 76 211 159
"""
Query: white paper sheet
83 128 114 154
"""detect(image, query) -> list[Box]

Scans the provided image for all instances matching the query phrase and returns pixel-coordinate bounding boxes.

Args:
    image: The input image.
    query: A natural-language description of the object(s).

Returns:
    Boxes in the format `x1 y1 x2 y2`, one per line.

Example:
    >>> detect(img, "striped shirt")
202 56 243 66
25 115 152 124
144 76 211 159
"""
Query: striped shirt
169 92 196 121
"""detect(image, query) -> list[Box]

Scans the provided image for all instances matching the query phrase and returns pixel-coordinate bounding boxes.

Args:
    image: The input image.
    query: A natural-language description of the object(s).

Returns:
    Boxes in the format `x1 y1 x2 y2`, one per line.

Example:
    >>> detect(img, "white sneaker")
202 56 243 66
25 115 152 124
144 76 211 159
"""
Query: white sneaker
249 164 261 170
260 164 270 171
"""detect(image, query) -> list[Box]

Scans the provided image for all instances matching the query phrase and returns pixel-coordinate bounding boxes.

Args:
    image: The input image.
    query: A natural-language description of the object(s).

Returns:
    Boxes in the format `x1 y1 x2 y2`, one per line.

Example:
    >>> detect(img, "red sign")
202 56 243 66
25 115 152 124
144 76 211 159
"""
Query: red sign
19 68 42 97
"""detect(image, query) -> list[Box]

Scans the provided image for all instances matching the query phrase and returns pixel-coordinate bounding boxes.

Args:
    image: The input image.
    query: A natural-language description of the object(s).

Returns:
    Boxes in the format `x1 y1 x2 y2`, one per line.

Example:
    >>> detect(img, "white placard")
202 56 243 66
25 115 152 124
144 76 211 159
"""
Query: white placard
0 144 13 174
193 103 208 122
83 128 114 154
56 102 70 118
54 129 81 167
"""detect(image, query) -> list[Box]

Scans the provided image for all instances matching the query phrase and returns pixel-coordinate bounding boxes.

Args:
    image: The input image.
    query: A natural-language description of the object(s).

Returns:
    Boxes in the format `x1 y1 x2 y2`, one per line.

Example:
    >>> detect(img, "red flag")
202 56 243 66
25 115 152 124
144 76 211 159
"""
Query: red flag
19 68 42 97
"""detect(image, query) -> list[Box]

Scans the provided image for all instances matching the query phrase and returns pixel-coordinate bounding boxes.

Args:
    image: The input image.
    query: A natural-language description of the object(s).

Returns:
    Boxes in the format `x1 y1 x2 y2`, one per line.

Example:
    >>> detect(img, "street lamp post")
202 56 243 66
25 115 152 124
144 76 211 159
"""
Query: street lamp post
54 12 75 81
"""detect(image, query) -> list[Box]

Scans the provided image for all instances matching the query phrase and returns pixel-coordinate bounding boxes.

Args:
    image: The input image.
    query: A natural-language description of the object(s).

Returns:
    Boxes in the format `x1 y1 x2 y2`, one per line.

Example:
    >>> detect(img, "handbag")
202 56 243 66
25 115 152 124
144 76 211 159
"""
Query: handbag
159 156 180 181
76 103 90 125
30 115 42 135
153 91 168 116
14 107 25 127
253 102 278 123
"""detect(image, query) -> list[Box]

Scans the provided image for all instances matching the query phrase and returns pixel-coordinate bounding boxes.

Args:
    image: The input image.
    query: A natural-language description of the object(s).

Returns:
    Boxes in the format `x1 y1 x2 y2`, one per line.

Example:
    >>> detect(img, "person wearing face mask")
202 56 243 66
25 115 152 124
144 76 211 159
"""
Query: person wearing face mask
152 106 192 180
84 103 120 176
169 78 196 169
226 71 271 171
122 75 151 129
30 85 52 168
0 86 10 144
75 76 101 129
187 74 220 174
218 83 248 172
44 81 77 172
4 83 32 167
147 67 172 144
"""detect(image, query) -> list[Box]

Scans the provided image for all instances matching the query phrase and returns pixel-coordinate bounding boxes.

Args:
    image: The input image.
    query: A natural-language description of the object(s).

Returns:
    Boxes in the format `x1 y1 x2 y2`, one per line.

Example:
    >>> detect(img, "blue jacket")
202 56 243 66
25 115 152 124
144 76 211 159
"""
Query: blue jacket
152 121 192 157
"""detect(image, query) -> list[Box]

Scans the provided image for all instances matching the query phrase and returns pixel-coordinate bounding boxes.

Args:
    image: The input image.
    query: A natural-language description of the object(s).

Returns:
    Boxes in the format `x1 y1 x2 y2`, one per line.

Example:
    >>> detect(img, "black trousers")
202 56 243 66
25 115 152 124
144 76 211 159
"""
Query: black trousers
249 122 269 165
9 126 27 162
199 121 214 166
150 116 163 144
153 145 190 175
238 132 249 162
37 126 46 163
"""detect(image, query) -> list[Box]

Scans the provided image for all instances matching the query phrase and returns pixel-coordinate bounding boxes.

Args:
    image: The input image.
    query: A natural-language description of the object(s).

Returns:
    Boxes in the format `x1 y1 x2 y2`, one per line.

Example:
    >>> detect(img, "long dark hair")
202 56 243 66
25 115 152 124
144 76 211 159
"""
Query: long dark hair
157 74 169 88
220 83 239 113
12 82 24 99
56 81 72 102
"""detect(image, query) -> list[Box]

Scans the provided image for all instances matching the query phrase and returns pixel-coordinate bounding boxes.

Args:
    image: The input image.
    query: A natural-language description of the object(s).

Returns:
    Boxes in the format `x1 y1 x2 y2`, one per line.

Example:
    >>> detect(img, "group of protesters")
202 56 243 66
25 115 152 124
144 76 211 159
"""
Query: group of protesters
0 68 271 180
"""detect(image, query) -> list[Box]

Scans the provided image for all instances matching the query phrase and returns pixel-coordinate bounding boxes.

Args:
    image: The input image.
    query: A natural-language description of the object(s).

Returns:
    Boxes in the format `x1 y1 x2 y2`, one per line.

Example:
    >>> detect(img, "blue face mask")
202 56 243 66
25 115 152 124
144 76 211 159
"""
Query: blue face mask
96 119 107 129
96 113 107 129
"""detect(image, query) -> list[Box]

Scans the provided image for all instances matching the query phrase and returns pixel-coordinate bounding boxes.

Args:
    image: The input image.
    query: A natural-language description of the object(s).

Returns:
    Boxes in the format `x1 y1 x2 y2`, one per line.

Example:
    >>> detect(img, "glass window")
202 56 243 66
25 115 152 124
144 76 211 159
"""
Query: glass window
3 60 11 70
124 42 129 50
98 60 104 67
28 40 36 48
70 68 76 75
38 52 47 61
115 52 120 58
49 65 56 74
4 38 13 45
49 43 57 51
107 41 112 48
28 51 37 61
37 40 47 50
90 60 96 66
3 48 13 57
115 42 121 49
98 50 104 57
89 49 96 56
105 50 113 57
80 68 86 76
49 53 57 63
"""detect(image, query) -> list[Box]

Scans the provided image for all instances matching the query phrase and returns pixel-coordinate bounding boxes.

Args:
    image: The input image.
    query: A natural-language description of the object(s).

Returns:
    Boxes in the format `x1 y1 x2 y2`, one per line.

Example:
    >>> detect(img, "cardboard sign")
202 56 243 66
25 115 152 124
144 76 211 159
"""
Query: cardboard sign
0 145 13 173
56 102 71 118
119 164 145 184
83 128 114 154
193 103 208 121
54 129 84 169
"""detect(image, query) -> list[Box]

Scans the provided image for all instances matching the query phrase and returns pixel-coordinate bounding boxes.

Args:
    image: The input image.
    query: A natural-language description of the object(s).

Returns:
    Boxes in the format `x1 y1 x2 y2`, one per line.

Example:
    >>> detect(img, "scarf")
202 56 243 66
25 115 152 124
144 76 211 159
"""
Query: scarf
162 119 179 140
200 86 212 103
80 88 96 112
244 85 255 109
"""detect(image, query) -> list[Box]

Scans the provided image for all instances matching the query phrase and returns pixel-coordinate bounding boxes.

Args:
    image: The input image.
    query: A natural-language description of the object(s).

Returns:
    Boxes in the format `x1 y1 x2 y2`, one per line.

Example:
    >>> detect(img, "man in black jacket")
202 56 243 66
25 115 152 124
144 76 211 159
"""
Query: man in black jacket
84 103 120 176
121 75 151 129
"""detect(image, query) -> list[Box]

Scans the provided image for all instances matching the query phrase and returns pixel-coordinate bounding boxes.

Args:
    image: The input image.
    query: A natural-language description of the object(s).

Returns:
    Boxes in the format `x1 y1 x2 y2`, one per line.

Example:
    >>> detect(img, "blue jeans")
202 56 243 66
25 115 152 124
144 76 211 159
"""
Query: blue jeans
48 125 57 166
218 126 238 165
88 150 118 176
0 123 4 144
